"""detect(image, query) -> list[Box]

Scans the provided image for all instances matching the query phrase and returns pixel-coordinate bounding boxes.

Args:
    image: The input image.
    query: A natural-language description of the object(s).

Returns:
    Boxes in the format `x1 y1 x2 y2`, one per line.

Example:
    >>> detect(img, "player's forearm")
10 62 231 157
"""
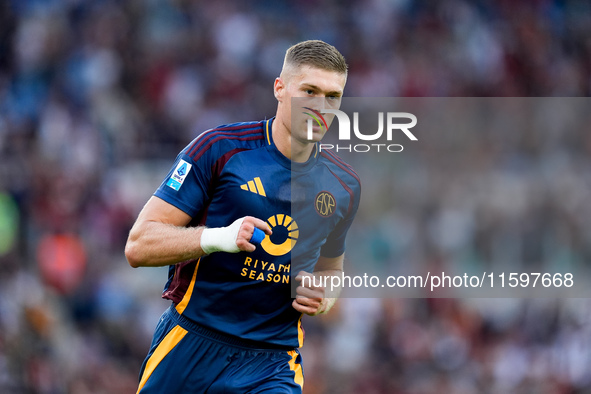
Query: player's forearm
126 215 269 268
125 221 207 268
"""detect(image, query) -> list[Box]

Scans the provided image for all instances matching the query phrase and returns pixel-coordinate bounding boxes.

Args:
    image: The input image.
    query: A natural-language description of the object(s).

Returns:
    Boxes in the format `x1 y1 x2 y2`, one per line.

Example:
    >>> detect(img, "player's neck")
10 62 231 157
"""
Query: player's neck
272 120 314 163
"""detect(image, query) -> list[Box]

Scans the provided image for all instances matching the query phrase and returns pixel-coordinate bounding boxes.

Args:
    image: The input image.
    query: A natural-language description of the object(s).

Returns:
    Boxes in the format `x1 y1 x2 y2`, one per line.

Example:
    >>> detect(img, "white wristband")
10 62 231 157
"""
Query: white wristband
201 217 245 254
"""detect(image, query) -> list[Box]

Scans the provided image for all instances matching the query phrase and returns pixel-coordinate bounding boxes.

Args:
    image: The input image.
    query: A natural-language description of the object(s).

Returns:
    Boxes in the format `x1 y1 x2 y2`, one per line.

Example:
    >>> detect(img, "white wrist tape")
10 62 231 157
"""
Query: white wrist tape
201 217 245 254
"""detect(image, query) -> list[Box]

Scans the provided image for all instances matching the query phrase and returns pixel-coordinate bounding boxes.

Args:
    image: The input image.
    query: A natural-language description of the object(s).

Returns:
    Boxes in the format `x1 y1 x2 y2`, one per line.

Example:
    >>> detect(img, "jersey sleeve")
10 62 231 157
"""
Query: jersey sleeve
153 141 214 218
320 180 361 258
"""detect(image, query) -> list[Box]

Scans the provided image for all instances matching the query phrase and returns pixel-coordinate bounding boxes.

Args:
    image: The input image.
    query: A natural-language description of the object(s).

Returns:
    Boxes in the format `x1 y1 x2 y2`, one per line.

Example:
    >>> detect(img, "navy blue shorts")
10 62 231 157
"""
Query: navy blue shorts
137 306 304 393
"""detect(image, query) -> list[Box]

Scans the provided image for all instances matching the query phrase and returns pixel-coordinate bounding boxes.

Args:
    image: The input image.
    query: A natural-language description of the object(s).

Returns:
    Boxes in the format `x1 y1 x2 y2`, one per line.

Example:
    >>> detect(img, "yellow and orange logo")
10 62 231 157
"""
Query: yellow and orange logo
260 214 298 256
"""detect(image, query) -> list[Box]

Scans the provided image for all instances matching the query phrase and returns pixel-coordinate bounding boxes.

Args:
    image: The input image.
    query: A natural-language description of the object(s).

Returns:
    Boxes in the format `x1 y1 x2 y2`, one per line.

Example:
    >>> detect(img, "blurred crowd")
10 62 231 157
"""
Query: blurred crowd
305 96 591 393
1 0 591 393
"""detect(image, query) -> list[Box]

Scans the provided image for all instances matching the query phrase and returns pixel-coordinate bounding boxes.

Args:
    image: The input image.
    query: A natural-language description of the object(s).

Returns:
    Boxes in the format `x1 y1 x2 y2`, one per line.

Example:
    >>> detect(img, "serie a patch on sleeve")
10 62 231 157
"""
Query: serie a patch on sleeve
166 159 192 191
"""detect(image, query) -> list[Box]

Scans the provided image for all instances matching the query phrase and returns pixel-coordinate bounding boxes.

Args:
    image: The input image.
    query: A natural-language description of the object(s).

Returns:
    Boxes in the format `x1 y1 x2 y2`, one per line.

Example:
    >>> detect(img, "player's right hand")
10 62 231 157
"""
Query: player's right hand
235 216 272 252
201 216 271 254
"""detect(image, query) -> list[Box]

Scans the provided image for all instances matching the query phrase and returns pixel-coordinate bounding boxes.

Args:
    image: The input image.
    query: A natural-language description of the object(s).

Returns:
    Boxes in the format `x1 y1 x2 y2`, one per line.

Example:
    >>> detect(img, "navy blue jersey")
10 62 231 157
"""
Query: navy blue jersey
153 118 360 348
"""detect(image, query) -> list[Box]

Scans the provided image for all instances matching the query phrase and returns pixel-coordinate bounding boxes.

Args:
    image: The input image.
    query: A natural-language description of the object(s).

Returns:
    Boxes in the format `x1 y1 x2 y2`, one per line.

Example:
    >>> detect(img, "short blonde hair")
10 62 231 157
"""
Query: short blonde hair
283 40 348 75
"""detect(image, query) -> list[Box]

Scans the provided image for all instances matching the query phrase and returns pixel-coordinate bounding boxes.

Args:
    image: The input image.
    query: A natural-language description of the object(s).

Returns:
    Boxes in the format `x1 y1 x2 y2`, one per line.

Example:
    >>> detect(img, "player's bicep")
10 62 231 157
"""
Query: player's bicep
314 253 344 272
135 196 193 227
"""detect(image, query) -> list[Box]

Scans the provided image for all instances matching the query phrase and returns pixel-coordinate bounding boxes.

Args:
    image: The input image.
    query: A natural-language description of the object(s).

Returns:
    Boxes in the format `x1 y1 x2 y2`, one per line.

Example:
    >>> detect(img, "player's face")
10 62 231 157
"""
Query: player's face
275 65 346 144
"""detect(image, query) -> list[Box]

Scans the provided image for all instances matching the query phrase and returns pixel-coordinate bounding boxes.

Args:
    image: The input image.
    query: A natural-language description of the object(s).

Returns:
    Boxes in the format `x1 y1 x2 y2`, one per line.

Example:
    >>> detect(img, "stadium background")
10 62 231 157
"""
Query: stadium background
1 0 591 392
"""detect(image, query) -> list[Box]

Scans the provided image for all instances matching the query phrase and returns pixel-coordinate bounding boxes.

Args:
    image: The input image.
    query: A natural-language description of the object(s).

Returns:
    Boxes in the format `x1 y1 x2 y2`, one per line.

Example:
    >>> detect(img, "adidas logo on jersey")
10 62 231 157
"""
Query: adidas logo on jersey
240 177 266 197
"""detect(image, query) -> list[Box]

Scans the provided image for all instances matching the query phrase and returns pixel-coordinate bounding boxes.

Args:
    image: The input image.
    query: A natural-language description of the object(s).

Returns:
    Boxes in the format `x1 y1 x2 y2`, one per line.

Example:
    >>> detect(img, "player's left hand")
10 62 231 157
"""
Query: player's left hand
292 271 328 316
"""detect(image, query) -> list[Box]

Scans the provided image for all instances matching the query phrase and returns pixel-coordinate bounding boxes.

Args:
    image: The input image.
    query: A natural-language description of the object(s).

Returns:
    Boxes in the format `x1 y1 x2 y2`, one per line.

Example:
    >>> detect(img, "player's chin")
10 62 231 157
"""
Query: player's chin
301 132 325 143
311 125 326 135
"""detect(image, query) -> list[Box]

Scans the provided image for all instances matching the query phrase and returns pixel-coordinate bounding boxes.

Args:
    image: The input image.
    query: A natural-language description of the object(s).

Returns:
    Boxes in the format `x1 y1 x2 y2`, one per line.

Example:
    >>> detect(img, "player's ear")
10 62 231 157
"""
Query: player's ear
274 77 284 101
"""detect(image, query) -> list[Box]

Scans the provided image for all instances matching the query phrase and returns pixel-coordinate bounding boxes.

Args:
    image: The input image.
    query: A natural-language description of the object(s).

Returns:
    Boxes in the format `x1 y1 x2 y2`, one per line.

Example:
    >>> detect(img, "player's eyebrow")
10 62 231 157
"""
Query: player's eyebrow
301 83 343 97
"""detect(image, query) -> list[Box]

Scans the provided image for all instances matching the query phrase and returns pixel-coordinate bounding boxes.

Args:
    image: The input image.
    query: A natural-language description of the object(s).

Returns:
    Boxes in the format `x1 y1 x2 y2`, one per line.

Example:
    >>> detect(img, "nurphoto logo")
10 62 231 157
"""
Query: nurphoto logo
304 108 418 153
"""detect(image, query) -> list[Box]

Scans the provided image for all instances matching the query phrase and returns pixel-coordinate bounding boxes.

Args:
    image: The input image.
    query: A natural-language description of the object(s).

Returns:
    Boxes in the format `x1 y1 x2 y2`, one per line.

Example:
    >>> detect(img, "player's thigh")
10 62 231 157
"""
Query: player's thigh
137 313 188 393
137 310 231 393
249 383 302 394
218 349 303 394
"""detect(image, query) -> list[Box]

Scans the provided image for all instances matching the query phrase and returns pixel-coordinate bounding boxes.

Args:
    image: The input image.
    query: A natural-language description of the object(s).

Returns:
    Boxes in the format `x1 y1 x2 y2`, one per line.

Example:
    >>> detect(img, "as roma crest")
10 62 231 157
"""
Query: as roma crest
315 191 336 217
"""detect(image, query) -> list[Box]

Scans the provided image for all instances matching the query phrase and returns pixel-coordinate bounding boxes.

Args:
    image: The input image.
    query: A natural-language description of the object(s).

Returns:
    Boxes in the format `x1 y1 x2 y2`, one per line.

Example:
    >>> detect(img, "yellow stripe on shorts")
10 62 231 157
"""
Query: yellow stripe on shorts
287 350 304 389
137 325 188 393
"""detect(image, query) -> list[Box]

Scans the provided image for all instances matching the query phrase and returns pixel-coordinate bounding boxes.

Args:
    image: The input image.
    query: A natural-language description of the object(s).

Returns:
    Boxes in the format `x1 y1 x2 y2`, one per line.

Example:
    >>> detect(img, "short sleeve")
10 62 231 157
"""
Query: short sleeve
320 181 361 258
154 146 214 218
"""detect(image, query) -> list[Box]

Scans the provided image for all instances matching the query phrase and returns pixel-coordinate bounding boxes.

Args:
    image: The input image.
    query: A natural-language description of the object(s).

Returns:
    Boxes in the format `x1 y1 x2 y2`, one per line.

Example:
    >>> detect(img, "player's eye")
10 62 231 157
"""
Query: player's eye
326 95 341 104
305 89 314 95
